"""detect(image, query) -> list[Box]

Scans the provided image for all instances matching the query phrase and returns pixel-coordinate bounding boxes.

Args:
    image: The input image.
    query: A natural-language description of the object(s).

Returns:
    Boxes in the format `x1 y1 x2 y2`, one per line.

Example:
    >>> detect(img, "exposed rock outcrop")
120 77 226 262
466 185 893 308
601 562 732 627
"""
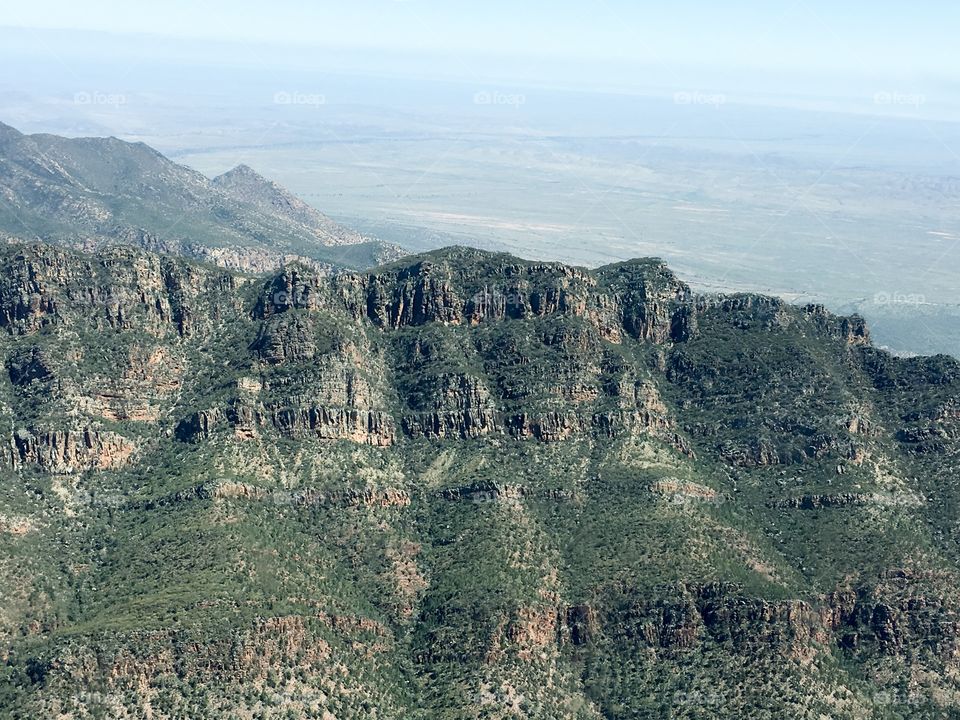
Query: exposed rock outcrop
5 427 136 473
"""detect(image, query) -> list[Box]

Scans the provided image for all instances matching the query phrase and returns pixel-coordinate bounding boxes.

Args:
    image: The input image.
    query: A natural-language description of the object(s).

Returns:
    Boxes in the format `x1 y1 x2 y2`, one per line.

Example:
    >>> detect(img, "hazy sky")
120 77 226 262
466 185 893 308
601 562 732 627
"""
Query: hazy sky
3 0 955 79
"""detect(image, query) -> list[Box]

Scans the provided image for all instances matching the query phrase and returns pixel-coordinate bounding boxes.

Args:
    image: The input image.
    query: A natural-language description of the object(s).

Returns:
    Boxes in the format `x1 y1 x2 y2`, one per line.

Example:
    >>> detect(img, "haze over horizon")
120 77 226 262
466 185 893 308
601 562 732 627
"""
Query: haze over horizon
2 0 959 118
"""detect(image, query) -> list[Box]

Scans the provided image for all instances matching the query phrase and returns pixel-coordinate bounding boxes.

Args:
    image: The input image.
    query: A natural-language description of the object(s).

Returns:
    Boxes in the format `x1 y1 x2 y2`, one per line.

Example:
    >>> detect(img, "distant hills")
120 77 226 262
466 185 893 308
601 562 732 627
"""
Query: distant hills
0 121 404 271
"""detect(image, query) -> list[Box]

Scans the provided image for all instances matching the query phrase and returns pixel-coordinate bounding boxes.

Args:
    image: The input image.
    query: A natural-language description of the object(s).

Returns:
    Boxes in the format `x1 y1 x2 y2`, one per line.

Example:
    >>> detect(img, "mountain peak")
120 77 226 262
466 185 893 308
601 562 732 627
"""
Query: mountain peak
212 163 288 192
211 162 374 250
216 163 267 182
0 120 24 143
0 124 402 270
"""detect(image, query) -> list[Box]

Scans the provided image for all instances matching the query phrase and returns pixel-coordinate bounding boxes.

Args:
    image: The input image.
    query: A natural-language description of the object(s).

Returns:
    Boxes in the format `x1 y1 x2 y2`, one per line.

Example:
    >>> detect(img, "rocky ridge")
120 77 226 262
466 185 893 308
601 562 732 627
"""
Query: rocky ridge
0 242 958 718
0 121 404 273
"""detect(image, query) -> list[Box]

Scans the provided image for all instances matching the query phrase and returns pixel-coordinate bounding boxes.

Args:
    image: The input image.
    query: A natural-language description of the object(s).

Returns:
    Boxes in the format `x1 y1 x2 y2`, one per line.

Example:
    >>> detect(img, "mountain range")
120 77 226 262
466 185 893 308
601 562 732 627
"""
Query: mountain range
0 121 403 272
1 123 960 718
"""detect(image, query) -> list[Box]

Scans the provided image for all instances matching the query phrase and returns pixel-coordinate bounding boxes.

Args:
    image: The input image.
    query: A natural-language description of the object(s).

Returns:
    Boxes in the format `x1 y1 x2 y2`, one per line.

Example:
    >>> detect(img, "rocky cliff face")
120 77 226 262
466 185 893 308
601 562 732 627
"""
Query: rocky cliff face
1 243 959 719
0 243 239 337
4 427 137 473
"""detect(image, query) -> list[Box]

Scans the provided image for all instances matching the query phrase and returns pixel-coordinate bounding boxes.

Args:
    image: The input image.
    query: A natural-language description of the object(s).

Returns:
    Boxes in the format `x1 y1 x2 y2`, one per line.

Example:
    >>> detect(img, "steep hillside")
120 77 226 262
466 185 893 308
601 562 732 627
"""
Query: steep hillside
211 164 370 248
1 244 959 718
0 121 403 272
